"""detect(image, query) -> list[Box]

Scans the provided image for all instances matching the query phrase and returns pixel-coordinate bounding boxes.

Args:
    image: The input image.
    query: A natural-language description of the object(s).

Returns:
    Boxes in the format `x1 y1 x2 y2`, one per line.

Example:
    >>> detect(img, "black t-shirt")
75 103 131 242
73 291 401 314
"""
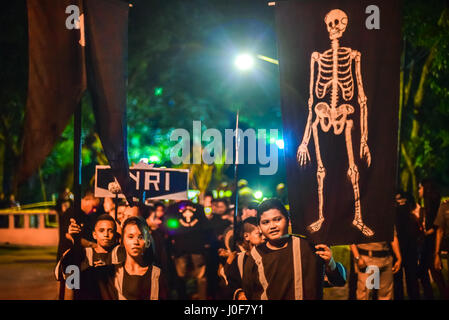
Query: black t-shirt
92 251 112 266
395 204 420 248
166 202 212 256
248 242 295 300
122 267 152 300
242 237 346 300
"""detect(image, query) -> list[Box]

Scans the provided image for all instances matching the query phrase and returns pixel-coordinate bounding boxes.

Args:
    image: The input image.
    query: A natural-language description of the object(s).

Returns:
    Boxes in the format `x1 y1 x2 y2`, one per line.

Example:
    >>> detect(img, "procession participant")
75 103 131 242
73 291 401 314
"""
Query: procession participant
60 216 167 300
393 192 420 300
209 198 233 243
241 201 259 221
206 198 232 299
223 217 263 300
56 190 100 300
57 190 100 261
168 200 212 299
141 205 170 273
55 189 73 299
241 198 346 300
62 214 122 266
417 179 446 299
141 203 177 299
350 233 402 300
434 199 449 299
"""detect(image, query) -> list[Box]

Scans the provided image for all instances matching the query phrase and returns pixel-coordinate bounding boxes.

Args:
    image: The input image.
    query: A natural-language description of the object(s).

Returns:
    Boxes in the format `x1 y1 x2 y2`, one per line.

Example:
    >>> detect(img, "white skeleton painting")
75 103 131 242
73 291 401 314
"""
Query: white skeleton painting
178 205 199 228
296 9 374 237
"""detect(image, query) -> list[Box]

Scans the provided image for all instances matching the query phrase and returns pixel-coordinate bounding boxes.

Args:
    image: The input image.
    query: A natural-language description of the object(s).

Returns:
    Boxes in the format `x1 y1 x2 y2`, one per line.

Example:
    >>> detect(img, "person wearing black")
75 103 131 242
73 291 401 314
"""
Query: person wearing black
224 217 263 300
241 199 346 300
56 190 99 299
434 199 449 299
208 198 233 243
417 180 447 299
393 192 421 299
205 198 233 299
166 201 212 299
141 204 177 299
57 190 100 262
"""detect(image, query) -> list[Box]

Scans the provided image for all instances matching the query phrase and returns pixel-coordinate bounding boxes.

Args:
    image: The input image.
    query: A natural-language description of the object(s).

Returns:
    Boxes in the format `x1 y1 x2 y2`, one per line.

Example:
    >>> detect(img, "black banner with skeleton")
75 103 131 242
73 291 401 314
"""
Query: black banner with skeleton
275 0 401 245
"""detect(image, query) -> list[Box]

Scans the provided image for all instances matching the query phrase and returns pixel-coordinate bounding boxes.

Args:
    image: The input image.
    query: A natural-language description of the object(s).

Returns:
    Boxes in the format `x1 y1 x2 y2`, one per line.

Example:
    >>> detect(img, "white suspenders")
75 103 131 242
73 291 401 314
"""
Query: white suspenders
292 236 303 300
250 236 303 300
250 246 269 300
150 266 161 300
114 265 161 300
237 252 245 278
85 247 94 266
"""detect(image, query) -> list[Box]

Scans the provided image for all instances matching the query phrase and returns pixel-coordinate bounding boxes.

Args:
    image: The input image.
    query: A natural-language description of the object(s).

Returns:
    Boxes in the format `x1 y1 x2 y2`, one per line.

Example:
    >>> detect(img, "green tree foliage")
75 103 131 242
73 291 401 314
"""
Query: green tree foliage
0 1 27 196
400 0 449 197
126 0 281 166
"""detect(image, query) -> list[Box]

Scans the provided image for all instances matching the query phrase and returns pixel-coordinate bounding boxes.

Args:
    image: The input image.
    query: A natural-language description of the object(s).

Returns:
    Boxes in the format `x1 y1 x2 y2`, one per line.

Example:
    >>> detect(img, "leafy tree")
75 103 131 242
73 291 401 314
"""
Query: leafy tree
400 0 449 197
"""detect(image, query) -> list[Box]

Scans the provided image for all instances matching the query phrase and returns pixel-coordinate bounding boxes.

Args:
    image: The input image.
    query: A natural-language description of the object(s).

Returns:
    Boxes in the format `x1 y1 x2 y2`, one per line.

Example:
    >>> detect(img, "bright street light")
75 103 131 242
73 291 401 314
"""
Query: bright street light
276 139 284 149
234 53 279 71
234 54 255 71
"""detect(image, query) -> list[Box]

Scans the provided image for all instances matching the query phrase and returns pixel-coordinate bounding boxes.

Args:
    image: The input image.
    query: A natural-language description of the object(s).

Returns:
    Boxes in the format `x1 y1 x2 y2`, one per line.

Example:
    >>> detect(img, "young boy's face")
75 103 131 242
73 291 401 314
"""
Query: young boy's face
259 209 288 241
244 227 263 246
93 220 116 249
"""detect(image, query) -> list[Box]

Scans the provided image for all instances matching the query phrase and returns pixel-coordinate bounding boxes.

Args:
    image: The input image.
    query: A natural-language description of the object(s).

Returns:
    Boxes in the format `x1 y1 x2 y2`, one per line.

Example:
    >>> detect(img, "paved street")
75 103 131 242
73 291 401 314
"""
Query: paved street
0 245 58 300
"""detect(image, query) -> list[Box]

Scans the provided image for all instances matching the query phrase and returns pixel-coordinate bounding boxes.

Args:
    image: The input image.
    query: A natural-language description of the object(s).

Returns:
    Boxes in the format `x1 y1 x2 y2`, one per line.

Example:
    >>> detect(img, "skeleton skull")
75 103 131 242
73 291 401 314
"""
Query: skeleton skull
324 9 348 40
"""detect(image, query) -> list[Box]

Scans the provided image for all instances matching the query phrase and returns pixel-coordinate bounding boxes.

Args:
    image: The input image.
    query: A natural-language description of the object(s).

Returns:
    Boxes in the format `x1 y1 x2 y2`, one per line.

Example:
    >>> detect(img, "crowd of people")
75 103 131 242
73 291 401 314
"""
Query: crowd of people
51 178 449 300
53 187 347 300
349 179 449 300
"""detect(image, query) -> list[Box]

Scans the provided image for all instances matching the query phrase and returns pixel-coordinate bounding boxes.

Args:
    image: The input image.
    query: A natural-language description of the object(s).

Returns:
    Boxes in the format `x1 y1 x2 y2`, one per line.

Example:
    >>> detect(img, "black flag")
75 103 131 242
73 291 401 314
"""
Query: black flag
275 0 401 245
18 0 134 202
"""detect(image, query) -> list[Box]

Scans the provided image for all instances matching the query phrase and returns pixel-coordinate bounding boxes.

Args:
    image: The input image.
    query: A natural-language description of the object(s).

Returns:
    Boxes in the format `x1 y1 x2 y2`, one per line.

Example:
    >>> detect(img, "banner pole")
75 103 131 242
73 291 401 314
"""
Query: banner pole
73 103 82 216
233 110 240 251
396 36 406 190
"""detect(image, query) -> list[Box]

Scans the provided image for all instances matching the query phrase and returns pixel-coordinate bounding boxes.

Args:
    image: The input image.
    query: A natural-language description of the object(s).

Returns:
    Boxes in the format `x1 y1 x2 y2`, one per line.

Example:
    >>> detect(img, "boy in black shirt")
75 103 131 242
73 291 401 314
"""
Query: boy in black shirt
224 217 263 299
242 199 346 300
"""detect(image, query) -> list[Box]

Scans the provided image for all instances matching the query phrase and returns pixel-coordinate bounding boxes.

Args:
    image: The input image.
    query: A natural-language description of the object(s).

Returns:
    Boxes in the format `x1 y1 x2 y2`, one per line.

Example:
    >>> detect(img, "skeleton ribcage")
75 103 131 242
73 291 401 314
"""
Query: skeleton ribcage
315 47 354 103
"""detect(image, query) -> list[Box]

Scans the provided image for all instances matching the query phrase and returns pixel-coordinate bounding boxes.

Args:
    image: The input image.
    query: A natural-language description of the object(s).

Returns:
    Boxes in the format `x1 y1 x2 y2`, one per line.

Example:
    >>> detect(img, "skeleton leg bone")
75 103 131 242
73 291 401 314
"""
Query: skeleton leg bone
307 118 326 233
345 119 374 237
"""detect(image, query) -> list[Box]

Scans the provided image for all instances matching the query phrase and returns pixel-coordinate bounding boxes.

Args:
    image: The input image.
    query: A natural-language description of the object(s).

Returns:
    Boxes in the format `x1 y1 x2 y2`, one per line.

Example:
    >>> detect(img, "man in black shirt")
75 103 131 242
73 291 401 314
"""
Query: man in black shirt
167 201 212 299
57 190 101 261
242 198 346 300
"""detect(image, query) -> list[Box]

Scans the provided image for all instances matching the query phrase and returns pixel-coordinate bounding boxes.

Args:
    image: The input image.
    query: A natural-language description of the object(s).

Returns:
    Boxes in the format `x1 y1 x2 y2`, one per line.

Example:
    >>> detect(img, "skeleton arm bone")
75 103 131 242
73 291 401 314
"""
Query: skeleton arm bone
297 52 319 166
353 50 371 167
